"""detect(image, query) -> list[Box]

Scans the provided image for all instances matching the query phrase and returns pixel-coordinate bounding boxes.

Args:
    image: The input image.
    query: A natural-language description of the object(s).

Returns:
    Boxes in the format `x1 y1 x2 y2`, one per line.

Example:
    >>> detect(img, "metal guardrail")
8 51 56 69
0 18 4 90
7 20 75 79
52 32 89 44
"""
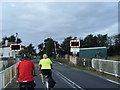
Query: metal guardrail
0 62 19 90
92 58 120 77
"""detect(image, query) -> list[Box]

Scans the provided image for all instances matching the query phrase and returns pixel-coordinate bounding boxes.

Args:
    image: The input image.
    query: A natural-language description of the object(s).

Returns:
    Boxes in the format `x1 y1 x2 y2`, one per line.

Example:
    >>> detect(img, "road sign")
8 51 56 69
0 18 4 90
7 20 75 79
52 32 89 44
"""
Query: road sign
70 40 80 48
70 40 80 55
70 48 80 55
10 44 22 51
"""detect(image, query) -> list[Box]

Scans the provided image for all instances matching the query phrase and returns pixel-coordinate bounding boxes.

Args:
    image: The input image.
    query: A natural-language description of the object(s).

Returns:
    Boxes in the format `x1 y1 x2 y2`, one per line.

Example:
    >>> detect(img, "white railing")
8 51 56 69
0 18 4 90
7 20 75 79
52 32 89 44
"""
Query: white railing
92 58 120 77
0 62 19 90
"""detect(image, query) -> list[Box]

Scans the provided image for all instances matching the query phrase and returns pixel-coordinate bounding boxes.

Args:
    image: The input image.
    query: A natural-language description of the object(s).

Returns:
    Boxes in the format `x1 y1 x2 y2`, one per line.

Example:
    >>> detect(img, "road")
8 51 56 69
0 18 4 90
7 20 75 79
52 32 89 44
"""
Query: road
34 60 119 90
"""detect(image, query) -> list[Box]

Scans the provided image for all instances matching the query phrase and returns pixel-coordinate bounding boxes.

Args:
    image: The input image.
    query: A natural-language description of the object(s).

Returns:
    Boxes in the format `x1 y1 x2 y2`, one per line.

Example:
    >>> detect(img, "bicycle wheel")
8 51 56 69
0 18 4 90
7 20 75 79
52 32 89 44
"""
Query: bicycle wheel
45 78 49 90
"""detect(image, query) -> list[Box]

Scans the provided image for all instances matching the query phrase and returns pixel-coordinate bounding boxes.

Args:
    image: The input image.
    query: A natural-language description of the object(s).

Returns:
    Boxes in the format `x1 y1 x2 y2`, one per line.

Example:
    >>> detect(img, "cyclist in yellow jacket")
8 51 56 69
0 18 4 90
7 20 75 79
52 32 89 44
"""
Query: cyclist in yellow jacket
38 54 53 83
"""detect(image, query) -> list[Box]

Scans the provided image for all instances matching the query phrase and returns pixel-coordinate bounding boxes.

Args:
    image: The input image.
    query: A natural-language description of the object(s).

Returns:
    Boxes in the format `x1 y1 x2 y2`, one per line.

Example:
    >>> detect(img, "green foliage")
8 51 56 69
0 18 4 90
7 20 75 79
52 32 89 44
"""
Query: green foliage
82 34 108 48
38 34 120 58
19 44 36 59
60 36 72 55
44 38 55 57
0 57 13 60
6 60 17 68
107 34 120 56
38 38 60 58
1 35 22 44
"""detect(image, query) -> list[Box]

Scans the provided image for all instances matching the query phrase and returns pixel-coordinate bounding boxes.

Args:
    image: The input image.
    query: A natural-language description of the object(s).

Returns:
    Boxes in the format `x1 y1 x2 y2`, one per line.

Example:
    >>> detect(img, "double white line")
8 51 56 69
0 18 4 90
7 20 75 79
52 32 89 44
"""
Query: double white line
54 70 85 90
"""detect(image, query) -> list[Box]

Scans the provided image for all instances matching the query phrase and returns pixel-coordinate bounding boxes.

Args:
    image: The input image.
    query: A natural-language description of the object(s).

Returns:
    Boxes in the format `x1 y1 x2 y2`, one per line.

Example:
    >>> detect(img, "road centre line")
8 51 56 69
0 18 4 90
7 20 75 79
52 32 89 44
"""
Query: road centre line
53 70 84 90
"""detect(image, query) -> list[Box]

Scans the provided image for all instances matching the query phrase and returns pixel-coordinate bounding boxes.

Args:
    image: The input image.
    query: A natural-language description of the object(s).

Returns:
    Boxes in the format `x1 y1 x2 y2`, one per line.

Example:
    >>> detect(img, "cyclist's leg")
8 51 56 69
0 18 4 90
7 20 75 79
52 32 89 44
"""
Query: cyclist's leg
40 70 45 83
40 73 44 82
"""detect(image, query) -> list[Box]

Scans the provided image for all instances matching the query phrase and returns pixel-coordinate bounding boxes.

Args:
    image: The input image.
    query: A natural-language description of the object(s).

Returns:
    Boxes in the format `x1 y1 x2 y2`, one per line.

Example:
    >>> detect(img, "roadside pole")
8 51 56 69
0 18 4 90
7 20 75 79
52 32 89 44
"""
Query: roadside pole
54 41 57 59
70 40 80 65
10 33 22 59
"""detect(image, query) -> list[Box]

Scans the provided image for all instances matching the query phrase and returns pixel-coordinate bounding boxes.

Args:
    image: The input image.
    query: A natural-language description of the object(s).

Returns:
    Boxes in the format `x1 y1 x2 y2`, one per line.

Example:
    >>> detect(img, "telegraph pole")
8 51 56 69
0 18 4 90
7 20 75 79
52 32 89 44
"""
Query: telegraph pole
15 33 18 58
54 41 57 59
15 33 18 44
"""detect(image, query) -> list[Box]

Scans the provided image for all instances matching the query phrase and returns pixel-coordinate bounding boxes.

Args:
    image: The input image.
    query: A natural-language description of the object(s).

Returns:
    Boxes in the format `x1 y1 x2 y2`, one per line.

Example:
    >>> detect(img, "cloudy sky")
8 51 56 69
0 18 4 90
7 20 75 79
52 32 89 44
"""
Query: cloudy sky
0 1 118 50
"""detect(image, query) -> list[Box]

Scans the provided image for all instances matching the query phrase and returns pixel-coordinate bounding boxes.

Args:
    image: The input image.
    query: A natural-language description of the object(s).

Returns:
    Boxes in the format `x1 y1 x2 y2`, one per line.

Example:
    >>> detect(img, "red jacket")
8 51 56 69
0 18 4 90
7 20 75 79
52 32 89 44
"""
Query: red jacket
16 60 35 82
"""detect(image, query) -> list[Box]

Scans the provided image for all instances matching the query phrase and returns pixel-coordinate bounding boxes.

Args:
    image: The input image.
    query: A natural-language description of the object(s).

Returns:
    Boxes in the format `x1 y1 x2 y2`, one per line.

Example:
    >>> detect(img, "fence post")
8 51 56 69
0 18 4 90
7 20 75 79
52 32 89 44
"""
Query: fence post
15 65 16 76
92 58 94 68
2 72 5 88
99 59 102 72
114 61 118 77
83 59 86 66
10 68 12 83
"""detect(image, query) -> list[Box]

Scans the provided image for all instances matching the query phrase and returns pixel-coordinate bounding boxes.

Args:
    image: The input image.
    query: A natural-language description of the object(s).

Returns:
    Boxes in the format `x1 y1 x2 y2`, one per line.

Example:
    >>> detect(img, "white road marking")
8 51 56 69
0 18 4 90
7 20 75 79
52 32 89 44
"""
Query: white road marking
106 79 120 85
53 70 84 90
58 62 63 65
55 72 76 88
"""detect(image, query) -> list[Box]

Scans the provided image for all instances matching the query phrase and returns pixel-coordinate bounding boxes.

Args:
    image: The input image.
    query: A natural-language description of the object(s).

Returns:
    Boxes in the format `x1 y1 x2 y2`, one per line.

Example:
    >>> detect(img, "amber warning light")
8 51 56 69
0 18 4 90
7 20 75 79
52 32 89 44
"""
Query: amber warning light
10 44 22 51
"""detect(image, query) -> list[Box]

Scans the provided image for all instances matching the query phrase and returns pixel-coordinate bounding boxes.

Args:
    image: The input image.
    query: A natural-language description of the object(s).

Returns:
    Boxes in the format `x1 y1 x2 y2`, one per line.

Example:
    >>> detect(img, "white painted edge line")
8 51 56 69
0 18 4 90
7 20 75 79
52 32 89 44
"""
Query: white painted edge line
83 70 120 85
58 62 63 65
57 71 84 90
54 71 85 90
56 61 120 86
106 79 120 85
55 72 76 89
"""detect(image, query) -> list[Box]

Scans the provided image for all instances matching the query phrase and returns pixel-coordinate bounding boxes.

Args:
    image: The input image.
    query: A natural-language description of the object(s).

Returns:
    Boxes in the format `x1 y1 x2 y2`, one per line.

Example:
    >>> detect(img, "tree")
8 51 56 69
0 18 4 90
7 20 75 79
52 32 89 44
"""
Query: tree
19 44 36 59
61 36 72 55
38 38 56 58
97 34 108 47
44 38 55 57
38 38 61 58
108 34 120 56
1 36 8 44
83 34 95 47
8 35 16 43
26 44 36 56
38 43 45 57
82 34 108 48
1 35 22 44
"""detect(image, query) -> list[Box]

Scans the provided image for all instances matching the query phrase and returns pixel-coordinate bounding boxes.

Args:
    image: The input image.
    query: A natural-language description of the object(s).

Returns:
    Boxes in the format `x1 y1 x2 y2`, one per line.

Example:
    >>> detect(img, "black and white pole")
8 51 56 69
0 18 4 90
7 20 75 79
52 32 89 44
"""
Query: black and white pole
15 33 18 44
83 59 86 67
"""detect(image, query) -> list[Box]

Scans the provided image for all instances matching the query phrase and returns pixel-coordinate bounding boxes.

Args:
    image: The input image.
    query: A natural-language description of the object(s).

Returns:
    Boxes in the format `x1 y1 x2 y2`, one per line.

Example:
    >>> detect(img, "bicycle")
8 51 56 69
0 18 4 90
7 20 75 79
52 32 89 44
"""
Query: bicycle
17 75 37 90
43 75 52 90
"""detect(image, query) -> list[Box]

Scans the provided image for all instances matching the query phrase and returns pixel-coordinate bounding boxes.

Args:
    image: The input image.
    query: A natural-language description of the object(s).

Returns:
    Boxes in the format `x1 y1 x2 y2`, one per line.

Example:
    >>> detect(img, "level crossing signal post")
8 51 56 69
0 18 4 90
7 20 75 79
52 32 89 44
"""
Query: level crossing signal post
10 33 22 58
70 40 80 56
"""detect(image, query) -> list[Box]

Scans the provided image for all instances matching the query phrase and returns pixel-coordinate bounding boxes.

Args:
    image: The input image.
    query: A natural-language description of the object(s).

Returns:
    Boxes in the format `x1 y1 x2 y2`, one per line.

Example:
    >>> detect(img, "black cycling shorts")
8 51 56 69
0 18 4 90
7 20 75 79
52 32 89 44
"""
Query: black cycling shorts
19 80 35 90
41 69 52 77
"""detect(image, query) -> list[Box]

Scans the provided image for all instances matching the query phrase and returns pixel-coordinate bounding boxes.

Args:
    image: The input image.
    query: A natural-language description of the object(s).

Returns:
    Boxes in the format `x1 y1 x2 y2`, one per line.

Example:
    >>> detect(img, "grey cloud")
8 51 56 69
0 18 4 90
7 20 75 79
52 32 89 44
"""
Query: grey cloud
1 2 118 47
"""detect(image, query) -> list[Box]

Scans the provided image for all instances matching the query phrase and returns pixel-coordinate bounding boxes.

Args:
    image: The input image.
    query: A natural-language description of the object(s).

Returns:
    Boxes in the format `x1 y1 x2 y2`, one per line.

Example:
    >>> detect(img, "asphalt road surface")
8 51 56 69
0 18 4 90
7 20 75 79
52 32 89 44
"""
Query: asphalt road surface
34 60 120 90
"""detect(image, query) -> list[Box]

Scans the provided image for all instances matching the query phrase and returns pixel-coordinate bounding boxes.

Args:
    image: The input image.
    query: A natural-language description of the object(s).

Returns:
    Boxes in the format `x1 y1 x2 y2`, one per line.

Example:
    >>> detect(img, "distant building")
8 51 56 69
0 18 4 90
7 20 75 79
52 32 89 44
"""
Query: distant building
0 41 18 58
79 47 107 59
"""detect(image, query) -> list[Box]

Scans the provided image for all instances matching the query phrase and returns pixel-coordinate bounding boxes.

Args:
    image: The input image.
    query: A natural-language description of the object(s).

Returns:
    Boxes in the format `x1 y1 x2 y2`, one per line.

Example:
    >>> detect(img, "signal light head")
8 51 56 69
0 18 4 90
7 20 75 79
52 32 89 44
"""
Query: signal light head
10 44 22 51
70 40 80 48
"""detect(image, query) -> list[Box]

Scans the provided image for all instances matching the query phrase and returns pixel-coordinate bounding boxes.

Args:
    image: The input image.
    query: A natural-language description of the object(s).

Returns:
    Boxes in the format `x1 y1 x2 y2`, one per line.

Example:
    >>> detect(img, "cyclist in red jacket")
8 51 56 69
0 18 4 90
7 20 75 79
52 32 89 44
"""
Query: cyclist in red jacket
16 54 36 89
